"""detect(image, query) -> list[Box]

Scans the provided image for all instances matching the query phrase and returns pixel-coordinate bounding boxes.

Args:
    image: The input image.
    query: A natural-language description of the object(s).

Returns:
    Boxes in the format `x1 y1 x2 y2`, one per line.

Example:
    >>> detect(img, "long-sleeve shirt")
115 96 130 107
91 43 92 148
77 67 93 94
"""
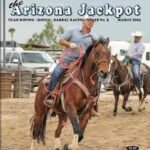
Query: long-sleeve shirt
128 41 145 61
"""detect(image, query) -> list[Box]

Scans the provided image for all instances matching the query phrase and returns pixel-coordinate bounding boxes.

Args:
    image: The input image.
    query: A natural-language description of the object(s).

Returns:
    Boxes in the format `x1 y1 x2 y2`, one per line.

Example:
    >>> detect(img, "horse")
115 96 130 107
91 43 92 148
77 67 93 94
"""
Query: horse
141 63 150 73
140 70 150 107
109 55 144 116
30 38 111 150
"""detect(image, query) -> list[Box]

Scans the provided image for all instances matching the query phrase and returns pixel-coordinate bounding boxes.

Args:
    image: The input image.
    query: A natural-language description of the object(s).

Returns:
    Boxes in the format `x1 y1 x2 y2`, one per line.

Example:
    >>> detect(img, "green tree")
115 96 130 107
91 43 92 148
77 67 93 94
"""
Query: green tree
27 21 64 50
8 28 16 41
57 25 64 35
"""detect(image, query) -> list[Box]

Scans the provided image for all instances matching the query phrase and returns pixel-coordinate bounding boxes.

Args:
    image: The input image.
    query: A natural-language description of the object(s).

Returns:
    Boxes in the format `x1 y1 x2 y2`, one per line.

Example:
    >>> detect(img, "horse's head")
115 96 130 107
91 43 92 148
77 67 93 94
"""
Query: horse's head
110 55 120 77
92 37 111 79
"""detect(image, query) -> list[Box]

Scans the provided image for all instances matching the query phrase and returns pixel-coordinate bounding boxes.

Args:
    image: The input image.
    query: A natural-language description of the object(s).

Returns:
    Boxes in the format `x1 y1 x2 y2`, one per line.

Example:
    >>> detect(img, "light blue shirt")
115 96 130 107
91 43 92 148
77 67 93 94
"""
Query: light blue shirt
128 41 145 61
61 26 97 51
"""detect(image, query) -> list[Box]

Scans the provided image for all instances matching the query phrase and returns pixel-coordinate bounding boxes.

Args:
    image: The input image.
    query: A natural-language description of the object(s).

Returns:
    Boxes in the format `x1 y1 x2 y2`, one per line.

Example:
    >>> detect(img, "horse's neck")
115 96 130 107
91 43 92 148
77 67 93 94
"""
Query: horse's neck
117 62 128 82
82 53 94 89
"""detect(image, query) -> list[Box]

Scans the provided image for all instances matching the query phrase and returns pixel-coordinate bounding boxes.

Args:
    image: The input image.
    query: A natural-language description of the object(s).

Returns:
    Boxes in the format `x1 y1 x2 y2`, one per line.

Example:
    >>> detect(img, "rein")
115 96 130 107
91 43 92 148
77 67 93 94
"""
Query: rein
44 44 109 107
43 47 84 97
59 47 85 69
111 71 131 90
110 59 133 90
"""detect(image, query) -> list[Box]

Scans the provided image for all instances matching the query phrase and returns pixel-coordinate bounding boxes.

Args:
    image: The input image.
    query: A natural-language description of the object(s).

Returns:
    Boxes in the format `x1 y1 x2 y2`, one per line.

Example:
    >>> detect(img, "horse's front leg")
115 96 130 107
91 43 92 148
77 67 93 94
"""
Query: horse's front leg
113 90 119 116
54 114 68 150
64 105 81 150
78 102 94 142
122 93 132 112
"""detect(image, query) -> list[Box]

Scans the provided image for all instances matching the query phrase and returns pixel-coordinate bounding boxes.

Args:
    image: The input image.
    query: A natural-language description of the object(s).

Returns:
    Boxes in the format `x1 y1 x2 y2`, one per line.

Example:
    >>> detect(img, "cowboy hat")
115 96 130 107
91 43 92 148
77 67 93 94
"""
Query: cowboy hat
131 31 143 37
84 14 95 20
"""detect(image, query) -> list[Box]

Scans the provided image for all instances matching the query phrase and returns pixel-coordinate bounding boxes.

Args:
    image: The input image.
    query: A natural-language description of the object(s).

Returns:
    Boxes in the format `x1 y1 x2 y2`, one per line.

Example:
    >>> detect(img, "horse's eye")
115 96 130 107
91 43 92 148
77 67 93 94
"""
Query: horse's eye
95 52 100 57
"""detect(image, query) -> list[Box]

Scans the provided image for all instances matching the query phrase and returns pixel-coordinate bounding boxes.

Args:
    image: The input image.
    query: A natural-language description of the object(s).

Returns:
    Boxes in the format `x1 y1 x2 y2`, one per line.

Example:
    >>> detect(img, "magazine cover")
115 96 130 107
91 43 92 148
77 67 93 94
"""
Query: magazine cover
1 0 150 150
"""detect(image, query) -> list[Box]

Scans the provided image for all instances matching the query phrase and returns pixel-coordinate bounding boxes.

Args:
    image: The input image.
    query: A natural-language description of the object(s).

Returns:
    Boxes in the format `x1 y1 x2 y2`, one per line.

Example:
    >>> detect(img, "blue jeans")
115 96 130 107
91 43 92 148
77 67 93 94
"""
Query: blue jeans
130 59 141 89
48 55 78 92
48 63 65 92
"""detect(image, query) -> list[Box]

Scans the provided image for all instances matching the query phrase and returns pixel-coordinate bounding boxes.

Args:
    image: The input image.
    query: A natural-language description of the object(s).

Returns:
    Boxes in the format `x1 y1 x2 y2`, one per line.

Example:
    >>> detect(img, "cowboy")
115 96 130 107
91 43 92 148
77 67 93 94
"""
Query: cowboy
127 31 145 94
45 15 97 105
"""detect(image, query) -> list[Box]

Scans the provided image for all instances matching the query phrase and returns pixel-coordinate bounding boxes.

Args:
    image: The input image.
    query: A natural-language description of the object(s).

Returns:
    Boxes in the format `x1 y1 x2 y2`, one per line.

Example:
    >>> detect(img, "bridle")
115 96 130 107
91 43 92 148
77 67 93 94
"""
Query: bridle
110 57 132 90
89 43 110 85
93 43 110 70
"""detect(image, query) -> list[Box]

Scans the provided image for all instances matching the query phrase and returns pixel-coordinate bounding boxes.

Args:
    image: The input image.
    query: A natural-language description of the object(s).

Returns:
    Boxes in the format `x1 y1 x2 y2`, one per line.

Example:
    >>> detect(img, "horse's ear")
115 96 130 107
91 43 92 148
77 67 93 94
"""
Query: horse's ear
98 36 105 45
106 37 110 46
115 54 117 58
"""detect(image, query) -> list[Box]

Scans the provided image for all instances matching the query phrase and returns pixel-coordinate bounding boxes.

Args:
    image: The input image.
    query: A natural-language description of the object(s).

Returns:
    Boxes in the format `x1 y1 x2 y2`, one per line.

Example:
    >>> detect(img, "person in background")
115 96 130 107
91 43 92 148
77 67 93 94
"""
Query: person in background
127 31 145 94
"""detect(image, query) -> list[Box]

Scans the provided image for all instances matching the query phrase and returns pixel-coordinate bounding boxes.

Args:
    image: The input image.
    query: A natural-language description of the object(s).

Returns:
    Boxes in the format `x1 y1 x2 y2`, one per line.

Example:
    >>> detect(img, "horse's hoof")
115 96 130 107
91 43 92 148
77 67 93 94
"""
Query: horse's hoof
138 106 145 112
113 111 117 116
78 135 83 142
63 144 69 150
138 108 142 112
125 107 132 112
113 113 117 116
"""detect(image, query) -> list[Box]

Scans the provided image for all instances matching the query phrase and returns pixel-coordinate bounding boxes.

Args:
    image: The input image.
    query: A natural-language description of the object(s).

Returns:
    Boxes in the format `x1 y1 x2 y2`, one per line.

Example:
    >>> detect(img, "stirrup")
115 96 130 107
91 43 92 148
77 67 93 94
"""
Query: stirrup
44 99 55 107
44 94 55 107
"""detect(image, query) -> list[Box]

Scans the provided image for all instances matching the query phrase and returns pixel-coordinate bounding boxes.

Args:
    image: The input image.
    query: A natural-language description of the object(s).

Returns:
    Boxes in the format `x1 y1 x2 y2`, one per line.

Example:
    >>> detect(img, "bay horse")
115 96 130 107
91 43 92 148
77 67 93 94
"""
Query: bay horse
141 70 150 106
110 55 144 116
30 38 110 150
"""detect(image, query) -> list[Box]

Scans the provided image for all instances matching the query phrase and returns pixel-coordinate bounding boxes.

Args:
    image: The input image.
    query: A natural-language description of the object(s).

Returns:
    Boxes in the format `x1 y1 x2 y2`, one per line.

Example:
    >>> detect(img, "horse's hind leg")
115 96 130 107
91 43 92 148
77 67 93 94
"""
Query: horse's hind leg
139 90 147 111
54 114 68 150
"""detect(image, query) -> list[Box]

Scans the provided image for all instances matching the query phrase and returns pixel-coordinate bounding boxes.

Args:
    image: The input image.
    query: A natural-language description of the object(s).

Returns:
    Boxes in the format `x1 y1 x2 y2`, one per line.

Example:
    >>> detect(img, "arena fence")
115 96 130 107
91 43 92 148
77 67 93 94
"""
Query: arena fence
0 70 46 98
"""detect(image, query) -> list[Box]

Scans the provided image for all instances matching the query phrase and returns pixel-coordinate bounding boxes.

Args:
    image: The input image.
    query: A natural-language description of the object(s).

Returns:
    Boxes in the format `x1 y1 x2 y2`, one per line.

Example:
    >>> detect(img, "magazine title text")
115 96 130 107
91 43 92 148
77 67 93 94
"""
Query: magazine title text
9 0 141 18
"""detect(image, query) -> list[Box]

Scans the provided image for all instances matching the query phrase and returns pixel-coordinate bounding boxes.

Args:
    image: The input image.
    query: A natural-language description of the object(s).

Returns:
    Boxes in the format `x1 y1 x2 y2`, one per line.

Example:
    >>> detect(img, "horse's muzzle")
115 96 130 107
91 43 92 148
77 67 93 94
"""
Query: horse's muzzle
99 70 108 79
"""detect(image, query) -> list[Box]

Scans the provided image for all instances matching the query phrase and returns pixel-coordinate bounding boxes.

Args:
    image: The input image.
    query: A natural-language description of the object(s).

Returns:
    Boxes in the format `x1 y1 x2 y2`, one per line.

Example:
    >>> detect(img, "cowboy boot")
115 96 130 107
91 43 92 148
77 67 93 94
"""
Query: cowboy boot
45 92 55 105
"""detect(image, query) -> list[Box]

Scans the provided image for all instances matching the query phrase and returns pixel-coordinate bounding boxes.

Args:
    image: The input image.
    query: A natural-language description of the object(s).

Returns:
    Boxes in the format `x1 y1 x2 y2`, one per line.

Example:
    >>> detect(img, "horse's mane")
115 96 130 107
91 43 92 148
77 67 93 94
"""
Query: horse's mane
81 45 94 67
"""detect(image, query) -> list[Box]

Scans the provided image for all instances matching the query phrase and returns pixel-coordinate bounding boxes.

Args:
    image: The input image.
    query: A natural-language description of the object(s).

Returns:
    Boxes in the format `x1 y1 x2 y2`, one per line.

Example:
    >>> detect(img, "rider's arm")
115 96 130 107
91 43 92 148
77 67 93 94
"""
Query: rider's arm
59 38 71 47
127 43 145 60
58 28 77 48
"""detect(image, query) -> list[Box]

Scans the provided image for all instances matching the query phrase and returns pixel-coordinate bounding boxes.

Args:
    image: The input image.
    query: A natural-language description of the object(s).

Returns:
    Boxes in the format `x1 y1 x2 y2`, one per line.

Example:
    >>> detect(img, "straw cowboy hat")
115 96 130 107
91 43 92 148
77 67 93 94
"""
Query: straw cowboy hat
131 31 143 37
84 14 95 20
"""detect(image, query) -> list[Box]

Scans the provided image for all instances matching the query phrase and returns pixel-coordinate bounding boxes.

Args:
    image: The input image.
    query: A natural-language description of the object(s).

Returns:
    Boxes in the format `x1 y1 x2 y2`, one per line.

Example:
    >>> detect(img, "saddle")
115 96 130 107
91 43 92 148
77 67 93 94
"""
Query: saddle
122 57 144 87
43 60 90 101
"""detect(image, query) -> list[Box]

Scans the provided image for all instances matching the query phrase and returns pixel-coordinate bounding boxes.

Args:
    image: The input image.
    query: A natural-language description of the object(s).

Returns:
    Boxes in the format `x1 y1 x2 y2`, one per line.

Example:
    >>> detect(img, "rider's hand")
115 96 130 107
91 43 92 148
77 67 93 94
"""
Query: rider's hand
69 42 77 48
126 55 130 58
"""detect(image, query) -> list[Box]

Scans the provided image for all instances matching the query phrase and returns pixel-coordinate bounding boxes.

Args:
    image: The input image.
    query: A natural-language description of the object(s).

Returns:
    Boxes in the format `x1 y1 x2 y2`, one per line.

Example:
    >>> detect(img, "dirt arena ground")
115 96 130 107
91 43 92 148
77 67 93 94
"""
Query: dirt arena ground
1 91 150 150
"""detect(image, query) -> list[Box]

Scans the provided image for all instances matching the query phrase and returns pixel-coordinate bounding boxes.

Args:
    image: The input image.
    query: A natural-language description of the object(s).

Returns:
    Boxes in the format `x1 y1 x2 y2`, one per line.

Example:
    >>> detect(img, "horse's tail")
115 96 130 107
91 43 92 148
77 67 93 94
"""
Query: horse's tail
40 109 49 144
30 108 49 145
